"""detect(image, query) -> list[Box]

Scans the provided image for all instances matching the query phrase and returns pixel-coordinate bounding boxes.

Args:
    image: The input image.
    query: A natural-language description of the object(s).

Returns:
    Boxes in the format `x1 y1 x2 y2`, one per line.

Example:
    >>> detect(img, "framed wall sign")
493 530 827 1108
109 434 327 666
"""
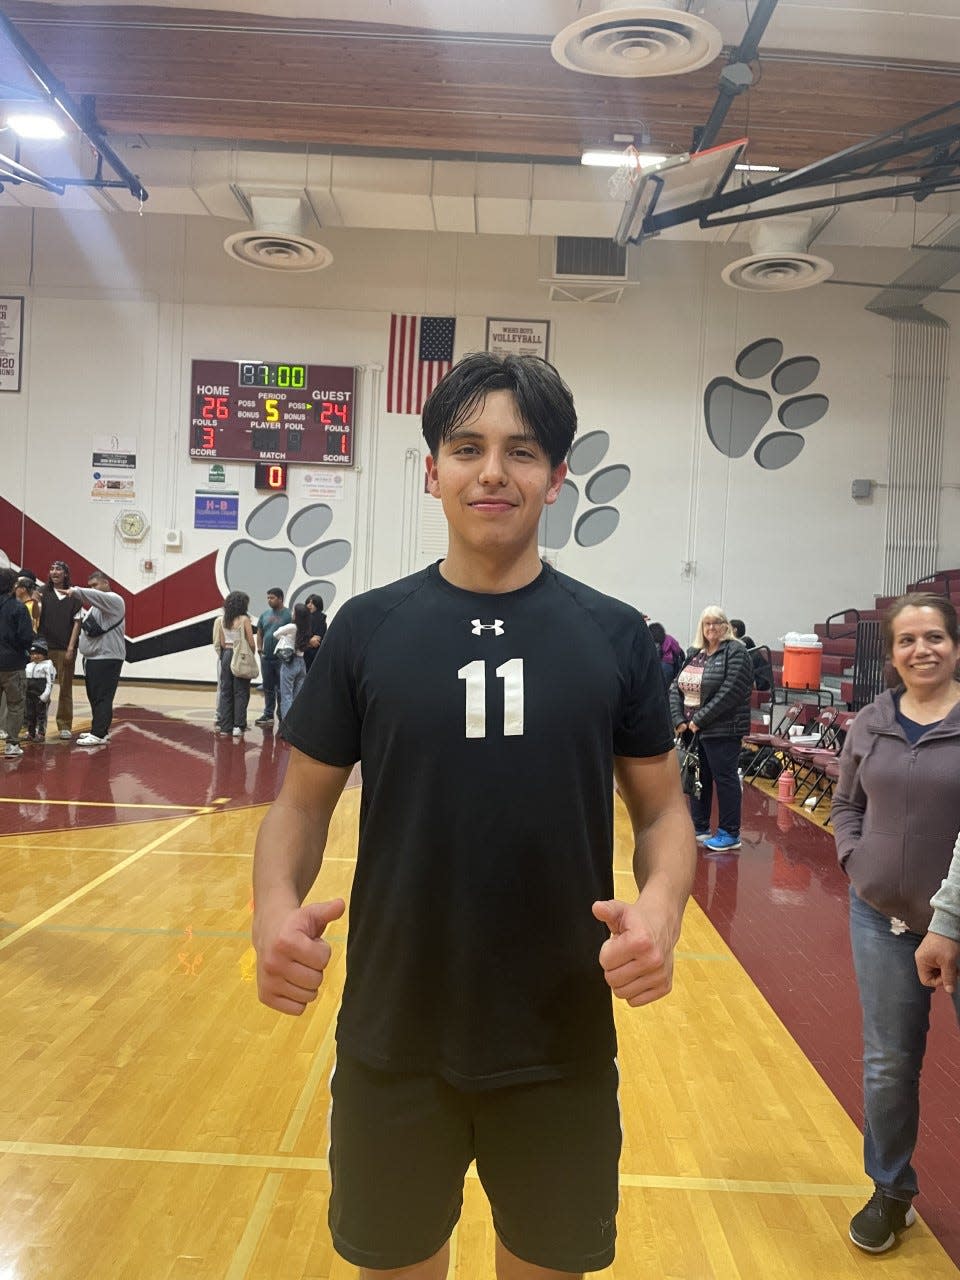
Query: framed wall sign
0 296 24 393
485 318 550 362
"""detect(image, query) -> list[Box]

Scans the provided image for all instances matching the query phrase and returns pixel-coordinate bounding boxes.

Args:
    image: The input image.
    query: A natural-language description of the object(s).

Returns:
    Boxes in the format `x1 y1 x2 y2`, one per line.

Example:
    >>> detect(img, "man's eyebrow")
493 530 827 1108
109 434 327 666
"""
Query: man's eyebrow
446 428 538 443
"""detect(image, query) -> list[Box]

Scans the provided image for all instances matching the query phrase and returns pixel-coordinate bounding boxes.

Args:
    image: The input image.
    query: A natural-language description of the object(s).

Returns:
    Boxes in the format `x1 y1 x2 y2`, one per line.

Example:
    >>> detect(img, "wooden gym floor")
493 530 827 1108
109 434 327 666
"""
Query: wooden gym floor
0 686 957 1278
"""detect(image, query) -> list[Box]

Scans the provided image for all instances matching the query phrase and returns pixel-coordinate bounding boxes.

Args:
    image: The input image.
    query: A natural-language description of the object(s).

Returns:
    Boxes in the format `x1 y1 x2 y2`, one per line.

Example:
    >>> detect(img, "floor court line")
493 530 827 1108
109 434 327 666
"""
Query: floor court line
0 811 211 954
0 922 252 939
0 1138 874 1199
0 915 729 962
0 796 202 811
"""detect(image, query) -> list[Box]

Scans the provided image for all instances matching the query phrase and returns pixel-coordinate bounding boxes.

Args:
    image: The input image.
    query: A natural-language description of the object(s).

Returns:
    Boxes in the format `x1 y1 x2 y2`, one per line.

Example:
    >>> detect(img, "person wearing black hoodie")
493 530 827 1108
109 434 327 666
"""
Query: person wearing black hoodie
0 566 36 758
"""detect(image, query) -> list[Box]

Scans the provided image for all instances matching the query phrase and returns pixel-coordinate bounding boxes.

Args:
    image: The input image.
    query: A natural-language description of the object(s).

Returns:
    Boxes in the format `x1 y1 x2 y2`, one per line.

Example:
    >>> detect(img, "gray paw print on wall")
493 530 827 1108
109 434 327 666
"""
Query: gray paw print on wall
704 338 829 469
223 494 352 608
539 430 631 550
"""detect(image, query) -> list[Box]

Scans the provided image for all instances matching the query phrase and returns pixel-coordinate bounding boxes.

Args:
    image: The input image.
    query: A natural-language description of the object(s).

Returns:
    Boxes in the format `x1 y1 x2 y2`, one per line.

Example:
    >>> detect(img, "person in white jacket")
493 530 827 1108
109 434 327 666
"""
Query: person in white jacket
916 835 960 996
69 571 126 746
273 603 309 723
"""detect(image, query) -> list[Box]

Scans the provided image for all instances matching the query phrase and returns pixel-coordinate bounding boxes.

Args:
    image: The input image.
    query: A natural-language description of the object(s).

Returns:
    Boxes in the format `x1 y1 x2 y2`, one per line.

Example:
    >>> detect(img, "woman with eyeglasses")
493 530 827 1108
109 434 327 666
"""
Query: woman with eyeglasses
668 605 753 853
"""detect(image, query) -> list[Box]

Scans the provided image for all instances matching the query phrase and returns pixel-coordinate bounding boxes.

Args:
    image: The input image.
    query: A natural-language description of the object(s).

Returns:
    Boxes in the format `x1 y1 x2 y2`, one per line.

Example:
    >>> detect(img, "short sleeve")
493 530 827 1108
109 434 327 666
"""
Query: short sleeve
613 624 675 758
280 608 362 766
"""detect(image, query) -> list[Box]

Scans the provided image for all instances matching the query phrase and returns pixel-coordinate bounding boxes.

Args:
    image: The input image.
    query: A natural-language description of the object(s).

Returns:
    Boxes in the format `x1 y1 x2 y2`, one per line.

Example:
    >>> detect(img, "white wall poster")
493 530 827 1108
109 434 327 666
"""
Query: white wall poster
0 296 24 392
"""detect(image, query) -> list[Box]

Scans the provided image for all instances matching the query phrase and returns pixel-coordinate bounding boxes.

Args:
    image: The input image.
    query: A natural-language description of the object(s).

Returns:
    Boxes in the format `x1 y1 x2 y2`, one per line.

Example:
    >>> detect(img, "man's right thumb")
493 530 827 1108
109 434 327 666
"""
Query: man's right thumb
302 898 346 936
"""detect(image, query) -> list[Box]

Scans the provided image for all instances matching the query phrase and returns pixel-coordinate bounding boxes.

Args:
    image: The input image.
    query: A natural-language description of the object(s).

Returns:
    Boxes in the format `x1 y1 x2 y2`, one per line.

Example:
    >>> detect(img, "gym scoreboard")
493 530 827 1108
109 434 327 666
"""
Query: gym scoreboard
190 359 355 466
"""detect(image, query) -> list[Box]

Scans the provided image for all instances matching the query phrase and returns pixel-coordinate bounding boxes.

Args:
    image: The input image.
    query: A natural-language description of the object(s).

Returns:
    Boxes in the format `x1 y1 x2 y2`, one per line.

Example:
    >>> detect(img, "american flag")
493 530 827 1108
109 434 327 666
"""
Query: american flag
387 314 456 415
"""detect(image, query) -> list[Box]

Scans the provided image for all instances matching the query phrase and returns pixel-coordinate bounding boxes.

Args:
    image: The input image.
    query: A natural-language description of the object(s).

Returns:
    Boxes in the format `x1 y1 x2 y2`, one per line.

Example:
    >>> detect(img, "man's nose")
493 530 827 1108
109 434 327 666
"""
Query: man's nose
478 451 508 484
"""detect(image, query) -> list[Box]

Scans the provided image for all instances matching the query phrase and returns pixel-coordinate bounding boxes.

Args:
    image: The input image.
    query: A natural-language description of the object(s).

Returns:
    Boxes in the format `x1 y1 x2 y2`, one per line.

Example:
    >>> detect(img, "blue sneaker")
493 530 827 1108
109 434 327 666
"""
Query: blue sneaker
703 830 741 852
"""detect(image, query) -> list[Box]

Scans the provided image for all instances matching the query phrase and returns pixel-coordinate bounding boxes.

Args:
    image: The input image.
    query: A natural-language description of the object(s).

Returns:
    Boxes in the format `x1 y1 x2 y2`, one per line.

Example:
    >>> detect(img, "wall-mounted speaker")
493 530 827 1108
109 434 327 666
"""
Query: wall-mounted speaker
164 529 183 548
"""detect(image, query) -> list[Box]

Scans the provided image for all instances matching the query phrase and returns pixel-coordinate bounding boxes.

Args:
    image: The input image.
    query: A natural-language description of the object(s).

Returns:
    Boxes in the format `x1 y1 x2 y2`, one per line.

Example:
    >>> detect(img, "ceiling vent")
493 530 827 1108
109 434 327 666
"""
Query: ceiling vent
223 194 333 272
551 1 722 78
721 216 835 292
540 236 634 303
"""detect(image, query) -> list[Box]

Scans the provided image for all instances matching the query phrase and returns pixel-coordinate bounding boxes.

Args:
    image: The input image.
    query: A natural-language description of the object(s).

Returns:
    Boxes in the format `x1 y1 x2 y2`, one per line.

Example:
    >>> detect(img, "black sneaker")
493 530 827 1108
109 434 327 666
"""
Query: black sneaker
254 716 273 726
849 1189 916 1252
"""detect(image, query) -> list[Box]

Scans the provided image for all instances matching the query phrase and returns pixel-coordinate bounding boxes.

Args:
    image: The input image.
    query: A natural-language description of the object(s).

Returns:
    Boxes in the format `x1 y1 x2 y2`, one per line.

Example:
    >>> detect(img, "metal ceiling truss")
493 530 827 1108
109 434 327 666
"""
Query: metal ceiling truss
0 10 148 203
620 0 960 246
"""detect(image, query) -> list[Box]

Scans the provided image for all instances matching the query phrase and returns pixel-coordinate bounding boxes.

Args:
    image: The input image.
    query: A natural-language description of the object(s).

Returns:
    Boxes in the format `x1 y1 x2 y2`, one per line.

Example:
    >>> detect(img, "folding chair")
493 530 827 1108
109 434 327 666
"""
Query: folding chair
789 707 841 795
795 711 856 810
742 702 805 780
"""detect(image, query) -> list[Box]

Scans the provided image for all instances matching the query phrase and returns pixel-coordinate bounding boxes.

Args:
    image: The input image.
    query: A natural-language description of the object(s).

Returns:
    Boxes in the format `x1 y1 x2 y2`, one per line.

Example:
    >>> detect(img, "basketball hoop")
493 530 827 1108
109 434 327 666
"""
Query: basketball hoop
613 138 749 247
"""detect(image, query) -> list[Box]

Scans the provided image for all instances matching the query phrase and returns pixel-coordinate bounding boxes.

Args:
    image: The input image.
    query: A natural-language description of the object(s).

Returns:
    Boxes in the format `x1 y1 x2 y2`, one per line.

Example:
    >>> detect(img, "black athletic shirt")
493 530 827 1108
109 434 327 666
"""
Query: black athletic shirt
281 561 674 1089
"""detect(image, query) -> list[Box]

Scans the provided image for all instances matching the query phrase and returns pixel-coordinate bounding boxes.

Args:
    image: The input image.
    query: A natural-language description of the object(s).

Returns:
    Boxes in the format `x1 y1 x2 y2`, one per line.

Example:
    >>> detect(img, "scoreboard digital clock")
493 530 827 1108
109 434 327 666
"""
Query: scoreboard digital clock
190 359 356 465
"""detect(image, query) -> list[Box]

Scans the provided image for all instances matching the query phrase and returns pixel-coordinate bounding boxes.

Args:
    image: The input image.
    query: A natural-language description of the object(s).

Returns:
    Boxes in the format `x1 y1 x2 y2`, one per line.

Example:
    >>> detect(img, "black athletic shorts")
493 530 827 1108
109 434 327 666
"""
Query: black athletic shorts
328 1052 621 1273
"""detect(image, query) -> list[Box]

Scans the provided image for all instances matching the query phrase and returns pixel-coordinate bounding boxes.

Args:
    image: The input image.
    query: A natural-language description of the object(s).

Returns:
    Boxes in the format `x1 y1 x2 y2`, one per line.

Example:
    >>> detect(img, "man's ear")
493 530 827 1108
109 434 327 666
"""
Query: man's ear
545 460 568 506
425 455 441 498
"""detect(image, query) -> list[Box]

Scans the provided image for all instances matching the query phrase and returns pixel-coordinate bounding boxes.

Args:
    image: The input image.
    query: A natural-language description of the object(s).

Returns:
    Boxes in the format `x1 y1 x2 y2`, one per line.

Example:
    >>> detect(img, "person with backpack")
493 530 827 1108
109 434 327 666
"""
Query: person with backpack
648 622 685 687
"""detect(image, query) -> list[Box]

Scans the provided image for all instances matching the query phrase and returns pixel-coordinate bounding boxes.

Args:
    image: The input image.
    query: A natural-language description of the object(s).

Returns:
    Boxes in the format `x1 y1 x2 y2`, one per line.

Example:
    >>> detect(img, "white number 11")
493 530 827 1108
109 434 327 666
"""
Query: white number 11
457 659 524 738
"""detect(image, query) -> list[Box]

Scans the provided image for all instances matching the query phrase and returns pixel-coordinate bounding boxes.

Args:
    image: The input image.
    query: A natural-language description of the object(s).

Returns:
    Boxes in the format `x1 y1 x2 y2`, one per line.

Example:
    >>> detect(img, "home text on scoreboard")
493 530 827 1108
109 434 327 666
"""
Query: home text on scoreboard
189 359 356 465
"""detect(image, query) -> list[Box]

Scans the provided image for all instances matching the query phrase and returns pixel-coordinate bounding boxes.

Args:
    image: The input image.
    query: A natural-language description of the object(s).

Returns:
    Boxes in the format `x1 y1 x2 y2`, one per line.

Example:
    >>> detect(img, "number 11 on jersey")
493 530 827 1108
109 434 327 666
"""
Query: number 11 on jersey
458 659 524 738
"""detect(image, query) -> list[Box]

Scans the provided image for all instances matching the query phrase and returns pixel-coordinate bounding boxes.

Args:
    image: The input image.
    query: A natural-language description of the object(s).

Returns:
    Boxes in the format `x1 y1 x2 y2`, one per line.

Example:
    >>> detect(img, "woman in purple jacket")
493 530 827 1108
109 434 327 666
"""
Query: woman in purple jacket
832 592 960 1254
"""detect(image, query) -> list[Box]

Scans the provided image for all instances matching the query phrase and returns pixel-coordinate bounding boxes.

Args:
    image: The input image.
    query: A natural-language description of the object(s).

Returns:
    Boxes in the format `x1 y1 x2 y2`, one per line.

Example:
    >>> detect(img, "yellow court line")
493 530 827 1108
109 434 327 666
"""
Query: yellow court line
0 1139 872 1200
0 797 201 811
223 1172 284 1280
0 811 212 954
0 1140 328 1173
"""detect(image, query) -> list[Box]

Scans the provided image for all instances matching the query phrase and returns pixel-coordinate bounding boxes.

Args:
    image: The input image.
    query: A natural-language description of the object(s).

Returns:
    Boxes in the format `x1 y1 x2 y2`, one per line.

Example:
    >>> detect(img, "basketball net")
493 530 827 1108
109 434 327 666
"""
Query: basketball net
607 145 642 202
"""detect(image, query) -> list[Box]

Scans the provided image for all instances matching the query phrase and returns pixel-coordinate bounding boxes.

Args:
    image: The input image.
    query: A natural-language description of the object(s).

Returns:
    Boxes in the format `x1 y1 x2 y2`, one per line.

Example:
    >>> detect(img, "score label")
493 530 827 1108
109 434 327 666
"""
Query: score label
190 360 355 466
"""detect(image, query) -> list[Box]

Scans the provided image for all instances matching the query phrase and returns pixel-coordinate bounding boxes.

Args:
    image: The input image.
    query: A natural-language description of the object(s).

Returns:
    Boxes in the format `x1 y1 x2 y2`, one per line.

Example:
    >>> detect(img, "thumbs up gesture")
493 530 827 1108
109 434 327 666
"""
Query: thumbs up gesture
593 897 674 1007
256 898 346 1015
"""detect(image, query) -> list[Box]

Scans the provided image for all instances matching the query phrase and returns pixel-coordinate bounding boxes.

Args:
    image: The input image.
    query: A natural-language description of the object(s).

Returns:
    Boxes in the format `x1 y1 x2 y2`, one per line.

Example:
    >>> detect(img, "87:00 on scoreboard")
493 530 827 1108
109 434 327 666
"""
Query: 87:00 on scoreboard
189 359 356 466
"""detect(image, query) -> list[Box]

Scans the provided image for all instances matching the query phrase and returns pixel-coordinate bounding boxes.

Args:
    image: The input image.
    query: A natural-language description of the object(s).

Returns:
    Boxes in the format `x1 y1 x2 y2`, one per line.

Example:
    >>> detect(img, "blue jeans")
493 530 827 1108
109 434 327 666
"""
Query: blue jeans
260 654 280 719
849 887 960 1199
278 655 306 721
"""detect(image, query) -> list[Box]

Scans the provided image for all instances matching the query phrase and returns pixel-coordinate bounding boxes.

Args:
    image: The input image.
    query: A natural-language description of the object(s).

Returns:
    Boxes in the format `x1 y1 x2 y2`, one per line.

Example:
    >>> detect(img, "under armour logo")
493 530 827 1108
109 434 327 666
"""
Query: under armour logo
471 618 504 636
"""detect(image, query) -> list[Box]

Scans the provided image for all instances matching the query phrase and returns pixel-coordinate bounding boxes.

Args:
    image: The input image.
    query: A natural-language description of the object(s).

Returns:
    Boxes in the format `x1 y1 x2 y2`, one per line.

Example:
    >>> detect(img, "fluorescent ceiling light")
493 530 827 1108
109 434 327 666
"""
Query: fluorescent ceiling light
735 162 781 173
581 148 667 168
7 113 66 140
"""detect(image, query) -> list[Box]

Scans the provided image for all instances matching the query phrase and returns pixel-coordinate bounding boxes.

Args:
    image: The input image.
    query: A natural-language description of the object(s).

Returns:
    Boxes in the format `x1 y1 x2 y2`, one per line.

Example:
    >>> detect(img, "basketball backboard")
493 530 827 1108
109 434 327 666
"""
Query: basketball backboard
613 138 748 247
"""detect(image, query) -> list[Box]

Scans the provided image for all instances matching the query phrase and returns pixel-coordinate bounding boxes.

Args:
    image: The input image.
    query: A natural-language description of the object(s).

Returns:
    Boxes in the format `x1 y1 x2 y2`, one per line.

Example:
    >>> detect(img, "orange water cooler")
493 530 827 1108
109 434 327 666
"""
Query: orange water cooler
781 633 823 690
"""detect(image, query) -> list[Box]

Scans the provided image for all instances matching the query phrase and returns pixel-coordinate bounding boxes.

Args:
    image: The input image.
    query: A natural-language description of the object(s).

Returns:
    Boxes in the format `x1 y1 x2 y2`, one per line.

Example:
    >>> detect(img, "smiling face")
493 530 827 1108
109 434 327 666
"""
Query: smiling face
889 604 960 694
425 388 566 568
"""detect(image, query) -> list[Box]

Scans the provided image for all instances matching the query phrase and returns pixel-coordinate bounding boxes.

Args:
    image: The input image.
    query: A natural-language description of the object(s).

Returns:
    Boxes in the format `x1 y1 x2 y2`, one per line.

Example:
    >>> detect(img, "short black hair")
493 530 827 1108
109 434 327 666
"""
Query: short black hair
729 618 746 638
421 352 577 468
648 622 666 645
0 567 18 594
267 587 284 600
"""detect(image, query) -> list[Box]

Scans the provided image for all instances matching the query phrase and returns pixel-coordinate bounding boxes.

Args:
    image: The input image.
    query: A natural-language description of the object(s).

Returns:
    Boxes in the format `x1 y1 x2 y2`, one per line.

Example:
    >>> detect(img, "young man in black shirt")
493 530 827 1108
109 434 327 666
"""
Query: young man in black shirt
253 353 697 1279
